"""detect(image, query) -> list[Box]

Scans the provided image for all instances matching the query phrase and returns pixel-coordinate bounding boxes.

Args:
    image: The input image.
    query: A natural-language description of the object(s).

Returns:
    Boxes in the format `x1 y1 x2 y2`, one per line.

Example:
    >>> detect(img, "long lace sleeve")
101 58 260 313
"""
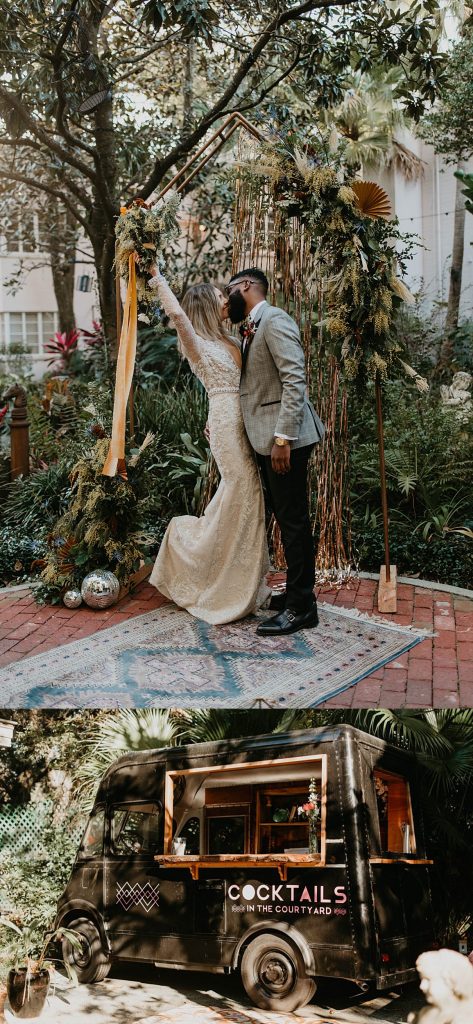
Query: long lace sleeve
148 273 202 365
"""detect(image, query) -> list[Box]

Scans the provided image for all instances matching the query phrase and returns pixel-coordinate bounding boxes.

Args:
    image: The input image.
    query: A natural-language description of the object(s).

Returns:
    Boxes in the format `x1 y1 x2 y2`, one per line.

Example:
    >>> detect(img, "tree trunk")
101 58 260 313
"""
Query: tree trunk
444 159 466 337
48 202 77 333
84 5 119 348
182 40 195 134
90 226 117 347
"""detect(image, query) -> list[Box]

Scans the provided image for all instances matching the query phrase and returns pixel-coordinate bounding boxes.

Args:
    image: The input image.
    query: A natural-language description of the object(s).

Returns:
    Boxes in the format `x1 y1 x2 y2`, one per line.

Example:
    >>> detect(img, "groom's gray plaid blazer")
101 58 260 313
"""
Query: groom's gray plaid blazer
239 301 325 457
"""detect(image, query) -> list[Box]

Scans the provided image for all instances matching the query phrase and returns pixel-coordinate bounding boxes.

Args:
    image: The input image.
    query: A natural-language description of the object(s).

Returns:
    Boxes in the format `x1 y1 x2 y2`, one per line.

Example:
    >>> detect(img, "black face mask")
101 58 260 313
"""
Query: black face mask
227 289 247 324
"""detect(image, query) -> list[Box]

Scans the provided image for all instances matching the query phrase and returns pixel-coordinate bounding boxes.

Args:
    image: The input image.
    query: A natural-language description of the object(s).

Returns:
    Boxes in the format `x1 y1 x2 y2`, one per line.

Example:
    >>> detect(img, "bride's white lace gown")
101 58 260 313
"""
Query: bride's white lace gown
148 275 271 624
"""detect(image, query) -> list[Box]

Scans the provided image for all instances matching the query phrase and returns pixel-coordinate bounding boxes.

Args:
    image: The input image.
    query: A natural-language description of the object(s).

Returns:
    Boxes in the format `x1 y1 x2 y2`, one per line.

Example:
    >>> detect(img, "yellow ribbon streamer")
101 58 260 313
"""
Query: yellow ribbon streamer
102 252 137 479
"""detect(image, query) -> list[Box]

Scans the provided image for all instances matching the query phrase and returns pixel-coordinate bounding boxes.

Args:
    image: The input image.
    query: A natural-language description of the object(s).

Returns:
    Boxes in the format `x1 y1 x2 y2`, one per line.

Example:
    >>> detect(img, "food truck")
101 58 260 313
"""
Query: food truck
56 725 435 1011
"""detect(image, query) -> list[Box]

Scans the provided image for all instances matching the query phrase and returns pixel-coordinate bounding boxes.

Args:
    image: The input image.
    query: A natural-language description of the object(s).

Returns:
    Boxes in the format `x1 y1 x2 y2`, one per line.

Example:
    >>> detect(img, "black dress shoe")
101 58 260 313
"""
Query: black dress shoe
269 592 286 611
257 604 319 636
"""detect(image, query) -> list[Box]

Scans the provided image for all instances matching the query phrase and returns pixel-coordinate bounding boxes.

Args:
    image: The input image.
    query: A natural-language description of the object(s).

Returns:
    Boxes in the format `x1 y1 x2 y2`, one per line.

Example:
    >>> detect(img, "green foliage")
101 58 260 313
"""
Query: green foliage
74 710 181 804
38 434 163 601
167 432 212 511
0 528 46 588
0 803 86 980
133 0 219 42
418 30 473 160
3 462 72 535
249 128 417 385
354 523 473 589
0 711 104 806
456 168 473 217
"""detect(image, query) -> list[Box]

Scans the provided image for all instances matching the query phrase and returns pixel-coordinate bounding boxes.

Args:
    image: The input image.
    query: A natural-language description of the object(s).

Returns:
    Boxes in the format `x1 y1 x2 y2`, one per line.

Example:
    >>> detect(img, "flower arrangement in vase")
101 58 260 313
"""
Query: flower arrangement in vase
298 778 320 855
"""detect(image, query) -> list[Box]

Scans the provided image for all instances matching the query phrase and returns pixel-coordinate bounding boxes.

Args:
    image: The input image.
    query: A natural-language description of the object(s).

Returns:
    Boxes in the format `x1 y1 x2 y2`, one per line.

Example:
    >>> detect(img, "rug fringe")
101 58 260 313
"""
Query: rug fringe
319 601 435 638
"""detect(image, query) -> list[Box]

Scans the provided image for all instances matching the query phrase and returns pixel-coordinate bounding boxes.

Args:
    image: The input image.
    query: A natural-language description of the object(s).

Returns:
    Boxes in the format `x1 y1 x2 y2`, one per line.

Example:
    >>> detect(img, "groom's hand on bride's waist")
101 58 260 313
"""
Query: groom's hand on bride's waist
271 439 291 474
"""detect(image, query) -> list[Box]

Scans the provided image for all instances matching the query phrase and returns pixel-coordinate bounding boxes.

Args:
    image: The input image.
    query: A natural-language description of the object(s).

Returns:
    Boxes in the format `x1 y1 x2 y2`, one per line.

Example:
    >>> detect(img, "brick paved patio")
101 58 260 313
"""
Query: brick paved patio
0 578 471 708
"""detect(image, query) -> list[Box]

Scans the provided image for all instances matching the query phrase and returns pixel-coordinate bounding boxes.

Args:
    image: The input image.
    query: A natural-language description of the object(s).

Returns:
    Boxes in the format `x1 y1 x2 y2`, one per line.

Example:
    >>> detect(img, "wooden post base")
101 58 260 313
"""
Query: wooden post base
378 564 397 613
118 561 152 602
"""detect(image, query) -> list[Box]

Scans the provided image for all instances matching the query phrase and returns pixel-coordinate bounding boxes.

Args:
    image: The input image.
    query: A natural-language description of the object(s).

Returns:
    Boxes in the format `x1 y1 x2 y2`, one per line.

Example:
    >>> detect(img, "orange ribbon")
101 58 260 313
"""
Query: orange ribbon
102 252 137 479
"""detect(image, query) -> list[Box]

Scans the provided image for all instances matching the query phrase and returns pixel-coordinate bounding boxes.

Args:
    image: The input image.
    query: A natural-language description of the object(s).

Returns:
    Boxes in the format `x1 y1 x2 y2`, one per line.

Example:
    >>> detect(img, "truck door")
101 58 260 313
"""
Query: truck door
104 802 165 960
371 768 434 975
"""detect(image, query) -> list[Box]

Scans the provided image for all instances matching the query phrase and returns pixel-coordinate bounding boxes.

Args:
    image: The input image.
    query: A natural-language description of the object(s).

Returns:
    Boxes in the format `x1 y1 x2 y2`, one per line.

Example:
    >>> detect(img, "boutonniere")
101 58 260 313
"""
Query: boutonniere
240 318 257 349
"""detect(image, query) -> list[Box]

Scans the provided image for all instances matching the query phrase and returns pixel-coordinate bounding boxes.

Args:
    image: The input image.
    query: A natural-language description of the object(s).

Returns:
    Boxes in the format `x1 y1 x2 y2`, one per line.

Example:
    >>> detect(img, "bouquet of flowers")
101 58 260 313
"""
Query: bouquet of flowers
115 190 181 314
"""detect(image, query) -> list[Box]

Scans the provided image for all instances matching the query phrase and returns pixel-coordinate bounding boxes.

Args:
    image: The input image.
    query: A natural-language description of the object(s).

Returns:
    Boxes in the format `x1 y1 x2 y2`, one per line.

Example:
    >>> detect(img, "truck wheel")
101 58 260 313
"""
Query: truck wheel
240 934 316 1012
62 918 111 985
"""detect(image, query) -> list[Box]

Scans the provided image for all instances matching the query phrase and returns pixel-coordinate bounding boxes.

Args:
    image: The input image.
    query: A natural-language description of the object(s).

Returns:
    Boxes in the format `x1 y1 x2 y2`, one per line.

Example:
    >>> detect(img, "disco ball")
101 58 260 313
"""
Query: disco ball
63 588 83 609
81 570 120 609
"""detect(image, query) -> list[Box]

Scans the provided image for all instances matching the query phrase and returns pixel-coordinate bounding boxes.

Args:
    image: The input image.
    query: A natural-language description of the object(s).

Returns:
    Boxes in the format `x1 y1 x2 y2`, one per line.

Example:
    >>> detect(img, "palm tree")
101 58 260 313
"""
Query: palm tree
73 708 311 803
74 709 181 803
323 70 424 180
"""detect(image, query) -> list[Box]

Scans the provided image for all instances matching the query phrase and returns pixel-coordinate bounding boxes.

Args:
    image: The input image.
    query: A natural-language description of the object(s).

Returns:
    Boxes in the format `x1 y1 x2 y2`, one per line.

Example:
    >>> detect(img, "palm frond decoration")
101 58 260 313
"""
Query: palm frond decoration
351 180 392 220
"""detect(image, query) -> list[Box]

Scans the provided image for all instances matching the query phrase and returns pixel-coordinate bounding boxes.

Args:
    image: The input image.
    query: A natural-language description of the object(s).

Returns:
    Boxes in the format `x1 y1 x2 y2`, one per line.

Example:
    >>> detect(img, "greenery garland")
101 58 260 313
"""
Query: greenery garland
244 129 423 387
38 433 158 603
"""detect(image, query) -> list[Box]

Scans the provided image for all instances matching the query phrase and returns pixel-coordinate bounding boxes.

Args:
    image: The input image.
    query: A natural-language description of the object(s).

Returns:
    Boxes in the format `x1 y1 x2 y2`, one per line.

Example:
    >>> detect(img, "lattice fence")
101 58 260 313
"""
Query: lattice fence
0 801 84 856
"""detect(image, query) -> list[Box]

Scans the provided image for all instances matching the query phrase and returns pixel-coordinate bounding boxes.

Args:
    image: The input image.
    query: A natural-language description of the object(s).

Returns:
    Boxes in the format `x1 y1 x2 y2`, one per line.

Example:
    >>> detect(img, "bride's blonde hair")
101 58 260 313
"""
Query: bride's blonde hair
181 283 238 350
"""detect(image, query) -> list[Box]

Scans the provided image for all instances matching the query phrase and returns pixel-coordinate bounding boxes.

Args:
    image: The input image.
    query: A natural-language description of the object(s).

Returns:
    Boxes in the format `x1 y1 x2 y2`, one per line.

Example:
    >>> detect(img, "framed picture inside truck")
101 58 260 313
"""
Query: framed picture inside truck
57 725 435 1011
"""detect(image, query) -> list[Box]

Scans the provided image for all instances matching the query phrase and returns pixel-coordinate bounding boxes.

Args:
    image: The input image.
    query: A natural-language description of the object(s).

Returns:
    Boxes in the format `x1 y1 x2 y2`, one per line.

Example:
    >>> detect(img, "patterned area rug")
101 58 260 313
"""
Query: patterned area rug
2 603 431 709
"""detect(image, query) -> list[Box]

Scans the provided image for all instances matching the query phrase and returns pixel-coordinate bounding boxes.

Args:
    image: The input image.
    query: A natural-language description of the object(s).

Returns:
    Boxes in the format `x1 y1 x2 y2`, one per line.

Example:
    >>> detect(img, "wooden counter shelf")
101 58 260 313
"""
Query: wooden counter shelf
369 857 433 865
154 853 322 880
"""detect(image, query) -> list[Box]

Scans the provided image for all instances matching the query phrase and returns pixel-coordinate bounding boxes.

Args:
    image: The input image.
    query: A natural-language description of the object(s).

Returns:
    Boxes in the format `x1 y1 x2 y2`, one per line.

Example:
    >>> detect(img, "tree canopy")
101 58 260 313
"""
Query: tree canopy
0 1 448 336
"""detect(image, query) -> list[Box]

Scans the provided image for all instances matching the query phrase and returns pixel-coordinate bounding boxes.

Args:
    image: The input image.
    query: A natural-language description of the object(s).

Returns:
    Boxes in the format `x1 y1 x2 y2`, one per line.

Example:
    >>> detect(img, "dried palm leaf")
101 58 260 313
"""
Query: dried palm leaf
351 180 392 220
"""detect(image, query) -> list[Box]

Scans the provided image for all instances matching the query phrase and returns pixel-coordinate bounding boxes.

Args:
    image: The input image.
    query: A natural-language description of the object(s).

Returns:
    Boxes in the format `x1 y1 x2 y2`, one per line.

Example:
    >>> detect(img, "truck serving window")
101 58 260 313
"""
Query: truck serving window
110 804 161 856
162 753 327 874
373 770 416 855
79 808 105 859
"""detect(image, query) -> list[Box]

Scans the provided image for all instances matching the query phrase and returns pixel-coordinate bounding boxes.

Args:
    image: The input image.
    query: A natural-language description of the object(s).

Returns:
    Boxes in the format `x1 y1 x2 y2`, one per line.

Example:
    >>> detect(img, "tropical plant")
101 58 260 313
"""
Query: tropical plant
74 709 181 803
44 329 81 372
167 433 212 511
177 708 311 745
323 69 423 179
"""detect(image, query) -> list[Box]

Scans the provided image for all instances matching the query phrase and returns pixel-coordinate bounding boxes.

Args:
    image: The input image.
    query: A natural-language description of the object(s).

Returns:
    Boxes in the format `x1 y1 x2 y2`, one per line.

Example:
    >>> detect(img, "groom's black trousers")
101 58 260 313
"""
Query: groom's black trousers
257 443 316 614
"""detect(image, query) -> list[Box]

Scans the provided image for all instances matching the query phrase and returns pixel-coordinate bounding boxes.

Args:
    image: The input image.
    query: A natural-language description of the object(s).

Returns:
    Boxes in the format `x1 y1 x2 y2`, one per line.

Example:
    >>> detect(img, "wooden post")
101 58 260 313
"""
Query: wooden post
3 384 30 480
375 377 397 612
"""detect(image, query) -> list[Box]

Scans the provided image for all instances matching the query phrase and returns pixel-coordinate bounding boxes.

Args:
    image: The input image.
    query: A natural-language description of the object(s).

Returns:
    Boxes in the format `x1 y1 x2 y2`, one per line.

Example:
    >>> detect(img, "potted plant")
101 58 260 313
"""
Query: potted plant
0 917 80 1020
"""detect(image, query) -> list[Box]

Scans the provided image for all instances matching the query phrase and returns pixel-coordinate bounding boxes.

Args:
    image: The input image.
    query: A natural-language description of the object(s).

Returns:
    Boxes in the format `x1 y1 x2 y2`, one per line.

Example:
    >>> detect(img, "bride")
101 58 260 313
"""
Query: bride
147 267 271 624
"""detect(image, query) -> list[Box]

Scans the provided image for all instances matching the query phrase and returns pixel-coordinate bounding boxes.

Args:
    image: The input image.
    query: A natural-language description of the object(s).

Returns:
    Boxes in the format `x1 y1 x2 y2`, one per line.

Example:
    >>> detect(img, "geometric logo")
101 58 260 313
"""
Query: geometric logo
116 881 160 912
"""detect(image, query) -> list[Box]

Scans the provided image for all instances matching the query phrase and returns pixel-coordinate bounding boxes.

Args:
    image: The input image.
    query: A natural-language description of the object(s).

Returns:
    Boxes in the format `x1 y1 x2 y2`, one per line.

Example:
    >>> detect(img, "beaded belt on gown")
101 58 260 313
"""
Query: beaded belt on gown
207 386 240 396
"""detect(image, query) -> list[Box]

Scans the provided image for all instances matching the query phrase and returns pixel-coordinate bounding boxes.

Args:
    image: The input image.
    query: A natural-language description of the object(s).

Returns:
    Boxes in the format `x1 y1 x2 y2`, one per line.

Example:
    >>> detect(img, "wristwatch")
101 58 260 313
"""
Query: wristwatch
274 436 290 446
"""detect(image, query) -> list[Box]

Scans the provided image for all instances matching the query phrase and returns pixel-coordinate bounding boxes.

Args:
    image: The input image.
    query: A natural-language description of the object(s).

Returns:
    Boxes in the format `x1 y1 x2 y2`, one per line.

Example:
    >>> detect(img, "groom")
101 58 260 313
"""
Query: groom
225 267 325 636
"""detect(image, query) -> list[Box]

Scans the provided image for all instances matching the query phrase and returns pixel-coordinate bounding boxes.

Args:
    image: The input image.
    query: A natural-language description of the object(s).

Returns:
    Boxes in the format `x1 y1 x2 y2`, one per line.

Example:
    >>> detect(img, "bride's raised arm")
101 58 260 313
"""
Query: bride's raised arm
148 269 202 365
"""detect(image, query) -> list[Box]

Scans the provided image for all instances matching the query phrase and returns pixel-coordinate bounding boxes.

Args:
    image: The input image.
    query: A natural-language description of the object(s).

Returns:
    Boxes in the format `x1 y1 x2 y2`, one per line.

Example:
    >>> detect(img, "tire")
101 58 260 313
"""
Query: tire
62 918 111 985
240 933 316 1012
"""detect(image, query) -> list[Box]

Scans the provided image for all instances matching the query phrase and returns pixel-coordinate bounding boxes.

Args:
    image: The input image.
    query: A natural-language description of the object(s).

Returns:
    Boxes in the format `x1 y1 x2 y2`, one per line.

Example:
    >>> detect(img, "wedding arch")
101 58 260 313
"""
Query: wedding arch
107 111 426 611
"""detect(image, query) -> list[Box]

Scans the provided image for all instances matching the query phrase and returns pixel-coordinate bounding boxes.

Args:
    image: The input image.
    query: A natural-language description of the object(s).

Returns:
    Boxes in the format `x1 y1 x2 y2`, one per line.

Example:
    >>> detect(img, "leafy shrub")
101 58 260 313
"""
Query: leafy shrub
0 528 46 588
3 462 72 536
354 522 473 589
0 802 86 980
